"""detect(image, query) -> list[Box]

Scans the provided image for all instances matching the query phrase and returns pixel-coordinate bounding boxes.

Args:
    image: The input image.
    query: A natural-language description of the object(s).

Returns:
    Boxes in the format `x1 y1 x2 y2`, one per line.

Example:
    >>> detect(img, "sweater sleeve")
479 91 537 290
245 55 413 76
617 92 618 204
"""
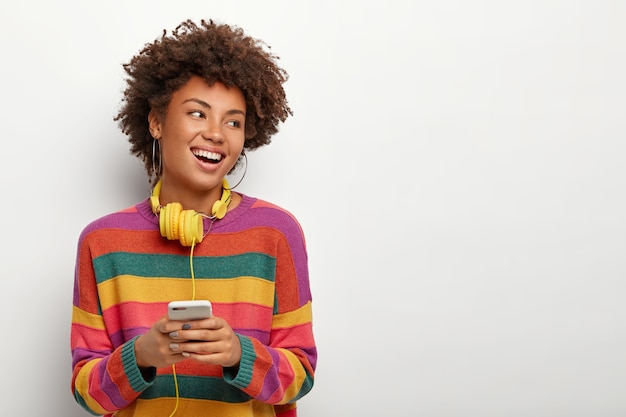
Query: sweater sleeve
70 230 155 415
222 213 317 405
223 306 316 404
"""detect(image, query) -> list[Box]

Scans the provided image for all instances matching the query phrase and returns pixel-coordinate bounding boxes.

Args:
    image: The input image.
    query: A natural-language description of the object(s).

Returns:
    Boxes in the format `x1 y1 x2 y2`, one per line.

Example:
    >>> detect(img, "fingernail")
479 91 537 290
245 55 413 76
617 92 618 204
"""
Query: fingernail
169 331 178 338
182 324 192 330
182 352 190 357
169 343 179 350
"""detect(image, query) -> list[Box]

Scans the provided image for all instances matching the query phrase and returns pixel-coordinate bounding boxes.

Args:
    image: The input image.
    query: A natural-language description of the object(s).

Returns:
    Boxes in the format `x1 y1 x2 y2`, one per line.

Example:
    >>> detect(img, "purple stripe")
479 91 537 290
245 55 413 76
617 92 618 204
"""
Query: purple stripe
71 347 106 368
235 327 270 342
81 207 155 238
110 327 150 347
98 357 126 407
302 345 318 369
258 348 282 400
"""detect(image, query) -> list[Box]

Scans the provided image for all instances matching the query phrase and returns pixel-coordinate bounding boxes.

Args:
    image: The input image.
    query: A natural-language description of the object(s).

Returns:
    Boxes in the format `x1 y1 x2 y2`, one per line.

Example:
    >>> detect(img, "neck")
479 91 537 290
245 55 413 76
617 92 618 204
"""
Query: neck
150 178 231 219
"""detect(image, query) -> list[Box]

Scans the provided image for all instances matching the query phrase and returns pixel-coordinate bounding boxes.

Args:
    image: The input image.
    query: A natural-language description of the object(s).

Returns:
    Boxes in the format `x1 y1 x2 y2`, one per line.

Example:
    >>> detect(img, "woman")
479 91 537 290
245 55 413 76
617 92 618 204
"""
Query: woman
70 19 316 417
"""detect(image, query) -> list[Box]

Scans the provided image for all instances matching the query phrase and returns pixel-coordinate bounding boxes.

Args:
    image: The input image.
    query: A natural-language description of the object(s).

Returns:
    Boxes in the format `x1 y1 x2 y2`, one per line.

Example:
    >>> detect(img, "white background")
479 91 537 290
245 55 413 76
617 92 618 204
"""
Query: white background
1 1 625 416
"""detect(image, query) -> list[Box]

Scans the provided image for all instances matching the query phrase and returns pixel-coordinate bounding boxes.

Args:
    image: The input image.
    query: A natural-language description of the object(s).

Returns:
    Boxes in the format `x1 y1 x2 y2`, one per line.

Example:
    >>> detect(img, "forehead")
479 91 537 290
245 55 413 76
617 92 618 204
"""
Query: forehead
170 76 246 108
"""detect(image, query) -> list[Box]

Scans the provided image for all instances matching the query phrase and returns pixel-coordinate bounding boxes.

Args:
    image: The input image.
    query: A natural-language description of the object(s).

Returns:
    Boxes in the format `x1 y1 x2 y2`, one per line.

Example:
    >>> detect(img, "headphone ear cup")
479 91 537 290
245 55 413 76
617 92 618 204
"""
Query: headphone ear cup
151 179 229 246
160 202 182 241
212 185 231 219
158 203 203 246
179 209 203 246
212 199 228 220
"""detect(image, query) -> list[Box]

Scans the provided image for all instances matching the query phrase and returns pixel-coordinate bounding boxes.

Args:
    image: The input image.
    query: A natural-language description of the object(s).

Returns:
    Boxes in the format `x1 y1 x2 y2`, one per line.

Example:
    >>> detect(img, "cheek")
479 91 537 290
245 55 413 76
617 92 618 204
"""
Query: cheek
237 137 246 153
231 134 245 154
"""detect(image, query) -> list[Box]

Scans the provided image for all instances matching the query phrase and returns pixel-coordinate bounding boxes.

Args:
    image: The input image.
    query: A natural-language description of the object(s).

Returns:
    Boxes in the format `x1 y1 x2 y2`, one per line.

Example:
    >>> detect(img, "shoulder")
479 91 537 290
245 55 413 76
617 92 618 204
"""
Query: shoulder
250 197 301 223
240 195 303 227
78 201 155 241
223 194 307 241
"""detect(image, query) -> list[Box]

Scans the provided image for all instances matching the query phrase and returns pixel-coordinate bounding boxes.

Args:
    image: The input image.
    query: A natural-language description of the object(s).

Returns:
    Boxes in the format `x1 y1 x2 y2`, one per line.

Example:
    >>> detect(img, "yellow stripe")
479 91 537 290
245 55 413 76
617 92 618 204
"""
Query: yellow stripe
113 397 276 417
278 350 308 404
74 359 110 415
273 301 312 328
72 305 106 330
97 275 275 309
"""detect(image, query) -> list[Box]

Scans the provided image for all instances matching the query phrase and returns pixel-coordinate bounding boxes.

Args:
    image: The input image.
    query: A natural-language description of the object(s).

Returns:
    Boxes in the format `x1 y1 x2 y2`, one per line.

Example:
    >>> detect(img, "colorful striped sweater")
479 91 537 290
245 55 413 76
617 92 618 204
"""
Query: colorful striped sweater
70 194 316 416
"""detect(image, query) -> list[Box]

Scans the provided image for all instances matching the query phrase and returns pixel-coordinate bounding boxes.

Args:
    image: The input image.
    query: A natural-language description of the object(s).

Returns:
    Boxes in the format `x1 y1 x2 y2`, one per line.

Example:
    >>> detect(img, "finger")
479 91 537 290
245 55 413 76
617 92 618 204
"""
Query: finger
163 321 196 337
180 317 222 330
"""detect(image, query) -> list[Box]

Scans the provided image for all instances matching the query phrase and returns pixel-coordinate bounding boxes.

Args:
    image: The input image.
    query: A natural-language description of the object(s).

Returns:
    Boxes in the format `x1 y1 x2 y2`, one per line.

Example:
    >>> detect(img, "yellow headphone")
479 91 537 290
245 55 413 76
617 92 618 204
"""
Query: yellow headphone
149 179 231 246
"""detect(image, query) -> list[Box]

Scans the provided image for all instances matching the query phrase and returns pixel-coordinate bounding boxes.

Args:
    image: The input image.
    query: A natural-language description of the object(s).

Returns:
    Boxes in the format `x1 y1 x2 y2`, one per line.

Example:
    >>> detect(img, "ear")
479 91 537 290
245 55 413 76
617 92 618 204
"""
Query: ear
148 109 162 139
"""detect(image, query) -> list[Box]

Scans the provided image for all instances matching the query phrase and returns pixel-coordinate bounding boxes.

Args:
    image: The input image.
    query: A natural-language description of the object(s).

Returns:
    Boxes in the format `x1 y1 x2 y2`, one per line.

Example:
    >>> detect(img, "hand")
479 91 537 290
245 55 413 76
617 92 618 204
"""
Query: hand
134 314 189 369
168 316 242 368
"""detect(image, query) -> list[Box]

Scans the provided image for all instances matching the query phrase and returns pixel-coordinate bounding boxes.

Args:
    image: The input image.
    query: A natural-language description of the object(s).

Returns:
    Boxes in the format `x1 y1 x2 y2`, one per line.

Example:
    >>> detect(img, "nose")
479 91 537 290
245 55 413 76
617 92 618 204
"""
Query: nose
202 119 224 143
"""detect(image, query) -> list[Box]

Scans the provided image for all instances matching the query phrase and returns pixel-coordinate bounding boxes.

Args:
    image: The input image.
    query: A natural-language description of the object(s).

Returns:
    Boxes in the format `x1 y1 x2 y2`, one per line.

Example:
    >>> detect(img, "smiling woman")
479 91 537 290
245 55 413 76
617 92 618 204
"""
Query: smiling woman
69 19 316 417
147 77 247 211
115 19 291 185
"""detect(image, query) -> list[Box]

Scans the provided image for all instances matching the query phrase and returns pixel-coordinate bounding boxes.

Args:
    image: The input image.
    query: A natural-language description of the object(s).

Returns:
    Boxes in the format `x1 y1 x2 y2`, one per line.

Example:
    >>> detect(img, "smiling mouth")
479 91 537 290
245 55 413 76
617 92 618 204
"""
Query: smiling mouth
192 149 222 164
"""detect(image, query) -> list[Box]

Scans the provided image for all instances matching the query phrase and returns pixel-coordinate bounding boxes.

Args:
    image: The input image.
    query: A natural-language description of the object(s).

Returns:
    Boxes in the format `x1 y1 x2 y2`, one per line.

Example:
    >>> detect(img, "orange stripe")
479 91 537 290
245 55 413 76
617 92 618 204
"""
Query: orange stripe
160 360 223 377
248 341 273 395
85 226 289 258
274 239 300 312
107 350 138 401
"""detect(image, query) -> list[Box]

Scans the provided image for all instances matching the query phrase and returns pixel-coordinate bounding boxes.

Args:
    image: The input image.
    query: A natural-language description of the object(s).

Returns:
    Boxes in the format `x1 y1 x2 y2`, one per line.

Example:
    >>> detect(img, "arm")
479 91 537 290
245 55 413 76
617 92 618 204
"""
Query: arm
70 229 155 415
224 214 317 404
225 302 316 404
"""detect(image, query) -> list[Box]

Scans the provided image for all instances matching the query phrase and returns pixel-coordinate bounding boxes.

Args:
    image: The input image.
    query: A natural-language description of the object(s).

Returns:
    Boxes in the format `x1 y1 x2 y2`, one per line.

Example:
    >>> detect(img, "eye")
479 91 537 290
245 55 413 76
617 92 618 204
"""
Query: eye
189 110 205 118
226 120 242 128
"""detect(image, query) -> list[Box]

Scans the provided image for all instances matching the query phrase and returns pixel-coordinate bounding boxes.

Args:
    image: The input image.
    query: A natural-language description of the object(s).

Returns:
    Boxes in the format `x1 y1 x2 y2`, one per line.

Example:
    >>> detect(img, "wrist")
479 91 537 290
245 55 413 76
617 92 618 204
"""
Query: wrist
133 334 150 368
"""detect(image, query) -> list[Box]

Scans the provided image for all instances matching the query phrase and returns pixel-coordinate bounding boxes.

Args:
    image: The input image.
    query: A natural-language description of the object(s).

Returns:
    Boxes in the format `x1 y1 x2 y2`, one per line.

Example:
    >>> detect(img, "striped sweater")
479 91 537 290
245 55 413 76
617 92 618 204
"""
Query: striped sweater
70 194 316 416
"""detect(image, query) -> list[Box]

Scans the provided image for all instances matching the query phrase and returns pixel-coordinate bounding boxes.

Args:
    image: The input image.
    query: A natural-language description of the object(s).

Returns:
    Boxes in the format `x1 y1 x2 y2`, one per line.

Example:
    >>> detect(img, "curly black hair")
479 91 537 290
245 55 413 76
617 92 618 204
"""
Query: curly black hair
114 19 292 183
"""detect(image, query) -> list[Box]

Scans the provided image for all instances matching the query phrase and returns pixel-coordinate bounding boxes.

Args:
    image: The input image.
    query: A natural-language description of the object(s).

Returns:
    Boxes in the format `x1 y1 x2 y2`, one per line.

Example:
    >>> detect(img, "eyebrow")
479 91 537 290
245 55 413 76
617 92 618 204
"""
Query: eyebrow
182 98 246 116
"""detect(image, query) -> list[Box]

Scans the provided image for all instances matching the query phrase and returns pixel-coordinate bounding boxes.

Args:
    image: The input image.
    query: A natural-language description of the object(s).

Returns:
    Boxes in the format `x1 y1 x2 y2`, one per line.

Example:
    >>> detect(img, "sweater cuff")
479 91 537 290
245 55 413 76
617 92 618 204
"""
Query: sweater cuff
121 336 156 391
223 334 255 389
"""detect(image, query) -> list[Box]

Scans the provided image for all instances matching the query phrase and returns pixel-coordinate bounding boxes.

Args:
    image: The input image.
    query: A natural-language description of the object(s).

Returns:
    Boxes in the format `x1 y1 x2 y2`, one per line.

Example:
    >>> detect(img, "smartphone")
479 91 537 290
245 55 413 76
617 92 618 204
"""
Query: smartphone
168 300 213 321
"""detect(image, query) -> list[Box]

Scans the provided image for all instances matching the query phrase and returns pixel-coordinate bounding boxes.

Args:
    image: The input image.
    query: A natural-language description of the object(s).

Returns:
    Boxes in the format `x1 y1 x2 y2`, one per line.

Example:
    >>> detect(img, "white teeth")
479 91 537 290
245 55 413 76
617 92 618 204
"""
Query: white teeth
192 149 222 161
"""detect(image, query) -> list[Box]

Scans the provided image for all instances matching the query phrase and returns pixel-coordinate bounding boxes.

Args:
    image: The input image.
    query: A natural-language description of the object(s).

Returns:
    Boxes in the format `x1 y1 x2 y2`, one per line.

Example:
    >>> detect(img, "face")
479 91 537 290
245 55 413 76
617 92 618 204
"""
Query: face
149 76 246 195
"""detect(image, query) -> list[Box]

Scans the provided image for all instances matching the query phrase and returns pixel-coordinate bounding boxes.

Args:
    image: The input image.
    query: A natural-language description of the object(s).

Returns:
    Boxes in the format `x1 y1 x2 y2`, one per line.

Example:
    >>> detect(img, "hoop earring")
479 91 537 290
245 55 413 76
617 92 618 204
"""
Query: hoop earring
226 152 247 190
152 139 162 180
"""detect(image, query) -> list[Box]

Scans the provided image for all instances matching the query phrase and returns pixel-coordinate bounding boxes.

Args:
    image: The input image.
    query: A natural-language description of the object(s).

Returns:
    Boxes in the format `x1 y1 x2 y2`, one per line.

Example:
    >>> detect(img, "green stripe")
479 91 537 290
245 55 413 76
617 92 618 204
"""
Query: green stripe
140 374 251 403
73 391 100 415
93 252 276 284
223 335 255 388
121 337 155 392
292 372 315 402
